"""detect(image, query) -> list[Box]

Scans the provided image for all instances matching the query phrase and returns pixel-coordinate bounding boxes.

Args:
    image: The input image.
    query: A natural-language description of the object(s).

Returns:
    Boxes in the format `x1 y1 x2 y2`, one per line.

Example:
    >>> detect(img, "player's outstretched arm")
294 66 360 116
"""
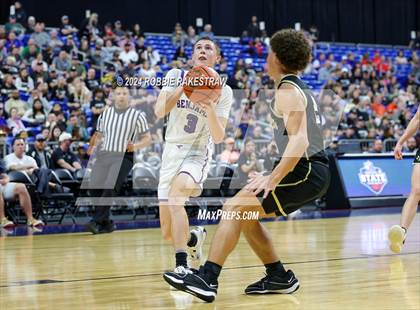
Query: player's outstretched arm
395 108 419 160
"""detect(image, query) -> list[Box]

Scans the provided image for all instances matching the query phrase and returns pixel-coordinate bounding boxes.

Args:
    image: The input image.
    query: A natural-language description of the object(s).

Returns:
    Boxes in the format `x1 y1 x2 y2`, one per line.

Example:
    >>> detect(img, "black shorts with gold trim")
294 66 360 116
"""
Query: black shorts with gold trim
260 160 331 217
414 149 420 164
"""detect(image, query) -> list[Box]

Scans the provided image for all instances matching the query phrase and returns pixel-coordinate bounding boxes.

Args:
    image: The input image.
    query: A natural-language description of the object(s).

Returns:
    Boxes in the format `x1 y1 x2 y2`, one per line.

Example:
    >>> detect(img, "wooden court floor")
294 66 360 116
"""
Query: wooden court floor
0 213 419 310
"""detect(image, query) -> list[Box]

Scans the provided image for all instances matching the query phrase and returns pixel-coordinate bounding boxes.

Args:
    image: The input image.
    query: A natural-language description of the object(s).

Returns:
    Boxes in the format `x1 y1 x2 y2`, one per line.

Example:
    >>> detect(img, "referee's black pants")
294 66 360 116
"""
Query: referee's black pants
89 151 133 224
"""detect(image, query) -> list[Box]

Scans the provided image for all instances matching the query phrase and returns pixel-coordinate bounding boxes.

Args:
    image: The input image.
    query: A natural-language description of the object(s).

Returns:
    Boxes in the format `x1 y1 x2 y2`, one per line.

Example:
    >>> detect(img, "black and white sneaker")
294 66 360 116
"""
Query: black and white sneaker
245 270 300 294
164 267 218 303
163 266 194 291
188 226 207 268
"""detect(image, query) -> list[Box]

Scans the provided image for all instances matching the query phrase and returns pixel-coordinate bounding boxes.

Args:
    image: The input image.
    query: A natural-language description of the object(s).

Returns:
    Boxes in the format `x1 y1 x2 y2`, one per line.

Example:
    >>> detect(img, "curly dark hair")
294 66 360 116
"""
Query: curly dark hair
270 29 311 73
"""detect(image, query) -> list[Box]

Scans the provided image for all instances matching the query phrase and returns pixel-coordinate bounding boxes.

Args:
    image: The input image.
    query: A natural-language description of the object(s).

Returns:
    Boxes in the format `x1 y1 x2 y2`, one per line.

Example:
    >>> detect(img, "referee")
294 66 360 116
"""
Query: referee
85 86 151 234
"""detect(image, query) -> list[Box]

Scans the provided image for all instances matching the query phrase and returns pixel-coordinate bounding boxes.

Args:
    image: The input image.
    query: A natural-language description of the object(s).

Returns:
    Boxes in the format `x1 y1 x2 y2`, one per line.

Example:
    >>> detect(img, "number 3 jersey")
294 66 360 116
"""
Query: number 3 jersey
270 74 328 164
162 68 233 148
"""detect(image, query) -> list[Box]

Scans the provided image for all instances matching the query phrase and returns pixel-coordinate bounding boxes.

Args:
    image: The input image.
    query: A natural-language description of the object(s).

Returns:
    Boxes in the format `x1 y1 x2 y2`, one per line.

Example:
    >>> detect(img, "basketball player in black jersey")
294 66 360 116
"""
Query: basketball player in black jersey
163 29 331 302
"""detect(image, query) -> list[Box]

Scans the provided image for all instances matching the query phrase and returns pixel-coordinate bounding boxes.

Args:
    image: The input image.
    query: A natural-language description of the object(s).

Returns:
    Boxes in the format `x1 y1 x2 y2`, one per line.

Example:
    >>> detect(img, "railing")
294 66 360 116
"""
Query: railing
337 139 398 153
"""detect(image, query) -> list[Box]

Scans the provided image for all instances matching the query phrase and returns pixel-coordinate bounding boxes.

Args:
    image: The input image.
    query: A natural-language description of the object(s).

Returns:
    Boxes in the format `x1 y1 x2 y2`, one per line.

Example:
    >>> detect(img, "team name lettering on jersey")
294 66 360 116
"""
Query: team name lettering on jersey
176 99 208 117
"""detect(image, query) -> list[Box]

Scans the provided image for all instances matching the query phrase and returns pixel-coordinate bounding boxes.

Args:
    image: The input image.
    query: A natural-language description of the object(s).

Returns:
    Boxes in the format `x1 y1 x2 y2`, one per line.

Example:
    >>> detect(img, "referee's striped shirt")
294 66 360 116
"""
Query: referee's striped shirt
96 106 149 153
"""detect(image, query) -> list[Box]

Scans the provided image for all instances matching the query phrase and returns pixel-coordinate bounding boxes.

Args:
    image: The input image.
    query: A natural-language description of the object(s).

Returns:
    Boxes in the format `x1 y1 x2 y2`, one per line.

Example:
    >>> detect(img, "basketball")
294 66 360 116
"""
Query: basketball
183 65 222 105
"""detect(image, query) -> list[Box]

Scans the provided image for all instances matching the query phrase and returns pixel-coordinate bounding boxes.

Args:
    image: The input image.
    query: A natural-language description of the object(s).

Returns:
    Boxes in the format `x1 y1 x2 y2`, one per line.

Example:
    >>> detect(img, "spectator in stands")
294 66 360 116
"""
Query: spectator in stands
119 42 138 65
7 107 26 136
60 15 78 36
5 138 38 175
66 115 88 141
48 29 64 52
70 56 86 78
236 139 263 185
395 50 408 65
68 78 92 110
22 98 46 125
5 137 56 197
0 160 44 227
27 134 52 169
369 139 384 153
5 15 25 35
113 20 125 38
79 12 100 40
142 46 161 67
186 26 198 45
172 28 186 48
1 75 17 101
219 137 240 164
318 61 333 81
50 125 63 142
51 132 82 172
31 22 50 48
62 35 78 55
199 24 214 40
52 50 72 72
339 125 357 140
309 25 319 41
246 16 261 38
173 46 187 63
103 22 116 42
85 68 100 90
21 40 39 63
26 16 36 33
15 68 34 92
132 23 145 40
139 61 155 78
103 39 120 61
13 2 27 25
30 58 48 81
5 90 27 116
90 88 107 127
404 137 418 152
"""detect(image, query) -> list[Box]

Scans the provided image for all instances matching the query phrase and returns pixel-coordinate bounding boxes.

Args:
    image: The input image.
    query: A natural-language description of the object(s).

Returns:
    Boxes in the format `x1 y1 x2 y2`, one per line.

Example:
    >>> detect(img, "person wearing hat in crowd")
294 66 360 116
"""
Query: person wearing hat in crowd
27 134 52 169
119 42 138 65
5 14 25 35
60 15 78 36
62 35 78 55
51 132 82 172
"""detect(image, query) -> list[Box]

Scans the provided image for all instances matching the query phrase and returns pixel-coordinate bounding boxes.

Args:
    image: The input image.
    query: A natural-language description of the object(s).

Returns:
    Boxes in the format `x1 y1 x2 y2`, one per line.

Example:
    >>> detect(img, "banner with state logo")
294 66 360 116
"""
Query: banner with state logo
336 155 414 198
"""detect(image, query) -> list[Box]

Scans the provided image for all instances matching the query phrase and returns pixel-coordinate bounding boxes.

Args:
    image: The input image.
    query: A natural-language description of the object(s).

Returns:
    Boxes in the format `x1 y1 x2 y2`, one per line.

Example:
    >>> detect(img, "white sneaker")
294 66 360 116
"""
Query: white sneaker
388 225 406 253
187 226 207 268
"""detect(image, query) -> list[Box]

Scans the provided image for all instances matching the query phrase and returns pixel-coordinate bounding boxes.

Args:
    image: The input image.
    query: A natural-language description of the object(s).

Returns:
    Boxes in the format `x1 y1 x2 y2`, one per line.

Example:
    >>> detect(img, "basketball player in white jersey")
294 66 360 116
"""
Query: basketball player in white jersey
154 37 233 275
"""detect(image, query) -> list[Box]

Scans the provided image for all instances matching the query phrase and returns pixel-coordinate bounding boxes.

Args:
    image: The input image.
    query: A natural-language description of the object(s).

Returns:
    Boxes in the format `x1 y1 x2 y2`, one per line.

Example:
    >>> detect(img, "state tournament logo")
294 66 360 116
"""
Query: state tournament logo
358 160 388 195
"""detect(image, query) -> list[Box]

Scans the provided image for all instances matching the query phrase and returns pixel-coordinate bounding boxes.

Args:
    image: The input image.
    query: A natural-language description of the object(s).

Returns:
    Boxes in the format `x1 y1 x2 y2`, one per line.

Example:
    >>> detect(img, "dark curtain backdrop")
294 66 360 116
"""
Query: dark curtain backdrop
0 0 417 45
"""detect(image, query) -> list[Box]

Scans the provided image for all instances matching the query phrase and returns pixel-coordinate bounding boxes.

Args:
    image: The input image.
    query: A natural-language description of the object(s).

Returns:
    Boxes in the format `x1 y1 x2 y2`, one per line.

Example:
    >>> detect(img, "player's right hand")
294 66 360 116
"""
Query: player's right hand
394 143 403 160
